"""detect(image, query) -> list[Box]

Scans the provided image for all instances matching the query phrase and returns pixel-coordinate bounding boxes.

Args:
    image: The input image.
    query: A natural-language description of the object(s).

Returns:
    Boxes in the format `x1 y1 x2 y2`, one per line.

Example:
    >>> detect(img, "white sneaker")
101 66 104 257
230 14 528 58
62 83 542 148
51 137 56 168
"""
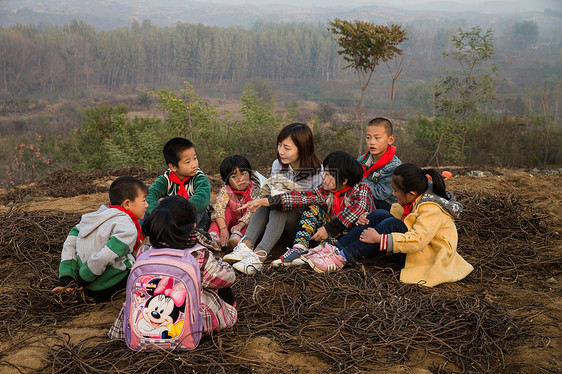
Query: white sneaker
232 252 264 275
223 242 254 263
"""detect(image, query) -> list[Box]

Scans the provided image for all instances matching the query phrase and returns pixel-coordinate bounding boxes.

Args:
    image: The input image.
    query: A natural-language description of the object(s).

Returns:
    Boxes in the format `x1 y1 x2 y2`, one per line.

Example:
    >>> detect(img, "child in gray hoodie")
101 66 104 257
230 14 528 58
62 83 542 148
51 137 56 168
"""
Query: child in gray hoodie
53 176 149 302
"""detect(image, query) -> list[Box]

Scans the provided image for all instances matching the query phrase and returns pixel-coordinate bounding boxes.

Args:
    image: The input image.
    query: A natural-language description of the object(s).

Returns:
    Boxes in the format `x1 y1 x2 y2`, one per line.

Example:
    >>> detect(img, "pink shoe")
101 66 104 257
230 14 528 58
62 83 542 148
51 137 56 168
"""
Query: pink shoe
302 243 337 259
303 246 346 273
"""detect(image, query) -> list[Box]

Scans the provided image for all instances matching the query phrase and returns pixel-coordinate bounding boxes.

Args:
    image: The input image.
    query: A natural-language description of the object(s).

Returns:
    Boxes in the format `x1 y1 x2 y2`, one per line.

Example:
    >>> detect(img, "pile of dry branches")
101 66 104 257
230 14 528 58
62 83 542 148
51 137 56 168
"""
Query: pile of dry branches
0 178 558 373
0 167 160 204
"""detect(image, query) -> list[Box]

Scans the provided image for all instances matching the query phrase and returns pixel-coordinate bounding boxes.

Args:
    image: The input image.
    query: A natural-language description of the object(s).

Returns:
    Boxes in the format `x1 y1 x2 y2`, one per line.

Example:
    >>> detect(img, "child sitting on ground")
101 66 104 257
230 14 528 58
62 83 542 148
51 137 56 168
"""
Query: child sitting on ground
108 195 237 339
52 176 149 302
358 117 402 211
208 155 265 250
303 163 474 287
146 137 211 229
244 151 375 268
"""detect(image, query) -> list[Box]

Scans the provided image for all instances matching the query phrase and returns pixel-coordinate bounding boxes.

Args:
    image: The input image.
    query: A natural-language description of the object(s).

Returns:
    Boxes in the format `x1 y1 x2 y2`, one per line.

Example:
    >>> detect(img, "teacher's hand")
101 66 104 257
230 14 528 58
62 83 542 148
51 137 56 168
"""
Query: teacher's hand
240 198 270 213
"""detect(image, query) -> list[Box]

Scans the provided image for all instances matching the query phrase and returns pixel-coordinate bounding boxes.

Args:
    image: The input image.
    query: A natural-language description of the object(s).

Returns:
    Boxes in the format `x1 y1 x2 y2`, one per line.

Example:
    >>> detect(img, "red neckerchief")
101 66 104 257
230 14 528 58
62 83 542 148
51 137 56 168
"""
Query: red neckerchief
225 183 256 221
169 171 191 198
228 183 253 201
361 145 396 177
332 185 352 215
400 195 419 221
109 204 144 250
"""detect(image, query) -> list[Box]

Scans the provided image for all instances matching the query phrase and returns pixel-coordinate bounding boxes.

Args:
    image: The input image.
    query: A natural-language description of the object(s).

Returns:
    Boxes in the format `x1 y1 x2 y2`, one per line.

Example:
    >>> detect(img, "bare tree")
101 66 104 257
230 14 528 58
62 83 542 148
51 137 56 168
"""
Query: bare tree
328 19 407 154
386 54 412 117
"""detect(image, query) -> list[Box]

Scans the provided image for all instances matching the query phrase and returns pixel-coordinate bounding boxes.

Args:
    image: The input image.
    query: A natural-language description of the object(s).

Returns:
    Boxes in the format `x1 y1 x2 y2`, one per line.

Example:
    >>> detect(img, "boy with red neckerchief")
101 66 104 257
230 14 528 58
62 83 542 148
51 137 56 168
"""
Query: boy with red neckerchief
53 176 149 302
358 117 402 211
146 137 211 230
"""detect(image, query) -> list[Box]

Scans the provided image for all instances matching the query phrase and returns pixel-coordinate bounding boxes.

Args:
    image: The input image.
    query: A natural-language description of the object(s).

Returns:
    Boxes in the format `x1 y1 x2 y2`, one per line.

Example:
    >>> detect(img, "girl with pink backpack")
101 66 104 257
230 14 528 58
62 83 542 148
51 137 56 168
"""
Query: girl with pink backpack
108 196 237 350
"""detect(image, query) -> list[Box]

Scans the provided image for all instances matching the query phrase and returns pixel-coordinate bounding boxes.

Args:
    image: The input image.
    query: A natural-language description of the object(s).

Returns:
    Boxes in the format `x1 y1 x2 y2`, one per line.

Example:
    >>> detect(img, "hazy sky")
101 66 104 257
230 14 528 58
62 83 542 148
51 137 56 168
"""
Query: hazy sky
3 0 559 13
206 0 560 12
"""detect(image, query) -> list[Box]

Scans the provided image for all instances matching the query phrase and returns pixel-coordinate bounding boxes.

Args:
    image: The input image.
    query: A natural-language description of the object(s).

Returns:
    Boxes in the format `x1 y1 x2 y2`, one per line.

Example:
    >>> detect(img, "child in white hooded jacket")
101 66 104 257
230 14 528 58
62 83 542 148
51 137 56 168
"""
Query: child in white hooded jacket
53 176 148 302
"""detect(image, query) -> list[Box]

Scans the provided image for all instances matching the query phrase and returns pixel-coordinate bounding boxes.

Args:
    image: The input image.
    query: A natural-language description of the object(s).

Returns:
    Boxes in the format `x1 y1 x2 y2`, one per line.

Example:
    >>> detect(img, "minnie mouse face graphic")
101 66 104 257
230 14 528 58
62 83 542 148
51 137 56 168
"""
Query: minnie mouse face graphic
136 276 186 339
143 294 179 328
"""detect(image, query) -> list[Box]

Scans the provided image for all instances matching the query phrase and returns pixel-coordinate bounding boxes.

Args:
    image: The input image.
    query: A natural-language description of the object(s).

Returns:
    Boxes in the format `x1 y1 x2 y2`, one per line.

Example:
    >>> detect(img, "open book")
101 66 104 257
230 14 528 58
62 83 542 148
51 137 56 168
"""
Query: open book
253 171 304 196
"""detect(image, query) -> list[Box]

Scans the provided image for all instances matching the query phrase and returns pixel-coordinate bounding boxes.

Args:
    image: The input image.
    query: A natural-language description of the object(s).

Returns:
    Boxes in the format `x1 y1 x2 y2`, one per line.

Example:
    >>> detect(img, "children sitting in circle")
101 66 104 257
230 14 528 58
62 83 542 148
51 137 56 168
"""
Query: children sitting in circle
303 163 474 287
54 117 473 320
208 155 266 250
243 151 375 268
222 123 323 275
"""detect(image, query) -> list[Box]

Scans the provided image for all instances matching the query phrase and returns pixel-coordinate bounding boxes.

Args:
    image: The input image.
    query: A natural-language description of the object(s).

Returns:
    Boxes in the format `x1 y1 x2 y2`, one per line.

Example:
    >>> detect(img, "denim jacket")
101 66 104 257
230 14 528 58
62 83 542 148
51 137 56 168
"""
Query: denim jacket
358 153 401 205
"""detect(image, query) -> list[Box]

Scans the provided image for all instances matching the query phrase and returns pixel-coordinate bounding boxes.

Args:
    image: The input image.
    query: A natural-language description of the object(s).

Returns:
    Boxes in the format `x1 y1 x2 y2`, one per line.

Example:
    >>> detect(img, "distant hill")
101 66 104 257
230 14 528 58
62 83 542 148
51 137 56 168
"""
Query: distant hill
1 0 559 30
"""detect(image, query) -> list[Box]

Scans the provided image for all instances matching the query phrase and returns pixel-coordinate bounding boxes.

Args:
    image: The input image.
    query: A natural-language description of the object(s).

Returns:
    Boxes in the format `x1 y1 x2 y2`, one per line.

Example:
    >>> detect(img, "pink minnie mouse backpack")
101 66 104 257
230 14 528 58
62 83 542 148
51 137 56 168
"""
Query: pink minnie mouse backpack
124 246 203 351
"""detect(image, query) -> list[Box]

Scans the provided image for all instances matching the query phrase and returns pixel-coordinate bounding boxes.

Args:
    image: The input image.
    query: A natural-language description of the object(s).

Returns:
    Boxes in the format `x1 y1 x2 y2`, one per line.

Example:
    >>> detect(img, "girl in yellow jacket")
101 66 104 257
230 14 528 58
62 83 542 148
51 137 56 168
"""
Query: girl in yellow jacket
303 163 473 287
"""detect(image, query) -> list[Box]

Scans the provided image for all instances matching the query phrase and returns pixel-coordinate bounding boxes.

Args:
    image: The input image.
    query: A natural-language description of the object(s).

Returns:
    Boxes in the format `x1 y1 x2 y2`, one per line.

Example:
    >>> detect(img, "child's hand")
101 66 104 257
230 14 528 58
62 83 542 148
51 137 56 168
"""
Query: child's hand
360 227 381 244
356 212 370 226
310 226 328 242
52 285 85 292
219 227 229 247
240 198 269 213
231 222 245 233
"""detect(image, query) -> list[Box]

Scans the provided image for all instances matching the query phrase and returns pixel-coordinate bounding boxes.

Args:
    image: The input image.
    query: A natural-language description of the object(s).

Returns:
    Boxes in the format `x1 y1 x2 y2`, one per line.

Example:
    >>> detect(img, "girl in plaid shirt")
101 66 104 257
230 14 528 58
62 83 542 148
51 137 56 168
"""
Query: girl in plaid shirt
108 196 237 340
244 151 375 267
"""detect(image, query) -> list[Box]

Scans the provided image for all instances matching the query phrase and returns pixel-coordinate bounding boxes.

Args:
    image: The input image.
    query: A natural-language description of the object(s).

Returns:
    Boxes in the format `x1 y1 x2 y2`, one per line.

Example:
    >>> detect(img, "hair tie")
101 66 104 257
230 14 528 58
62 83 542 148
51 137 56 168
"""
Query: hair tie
425 174 432 181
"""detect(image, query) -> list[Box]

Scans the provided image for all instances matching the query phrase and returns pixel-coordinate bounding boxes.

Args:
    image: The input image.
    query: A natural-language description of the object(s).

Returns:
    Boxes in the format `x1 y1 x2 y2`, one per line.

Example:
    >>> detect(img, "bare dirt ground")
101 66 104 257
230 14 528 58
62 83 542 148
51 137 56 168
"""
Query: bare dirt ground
0 167 560 373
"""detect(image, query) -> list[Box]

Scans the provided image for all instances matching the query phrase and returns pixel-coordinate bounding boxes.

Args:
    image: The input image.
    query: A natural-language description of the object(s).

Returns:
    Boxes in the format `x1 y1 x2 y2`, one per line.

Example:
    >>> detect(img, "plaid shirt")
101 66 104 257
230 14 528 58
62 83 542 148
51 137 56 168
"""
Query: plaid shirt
268 180 375 237
193 247 237 331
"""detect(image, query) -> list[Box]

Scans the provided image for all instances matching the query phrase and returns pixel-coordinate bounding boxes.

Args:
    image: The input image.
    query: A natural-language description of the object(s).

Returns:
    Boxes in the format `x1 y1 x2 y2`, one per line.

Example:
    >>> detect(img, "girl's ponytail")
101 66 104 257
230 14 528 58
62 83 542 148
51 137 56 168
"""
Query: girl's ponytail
392 163 449 199
422 168 448 199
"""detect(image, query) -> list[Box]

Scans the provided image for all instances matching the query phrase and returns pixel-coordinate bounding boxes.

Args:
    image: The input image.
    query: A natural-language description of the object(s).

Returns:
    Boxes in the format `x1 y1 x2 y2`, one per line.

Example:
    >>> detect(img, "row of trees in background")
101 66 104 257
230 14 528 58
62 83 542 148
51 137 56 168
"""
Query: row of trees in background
8 77 557 187
0 18 547 98
1 21 559 186
6 80 559 188
0 20 347 96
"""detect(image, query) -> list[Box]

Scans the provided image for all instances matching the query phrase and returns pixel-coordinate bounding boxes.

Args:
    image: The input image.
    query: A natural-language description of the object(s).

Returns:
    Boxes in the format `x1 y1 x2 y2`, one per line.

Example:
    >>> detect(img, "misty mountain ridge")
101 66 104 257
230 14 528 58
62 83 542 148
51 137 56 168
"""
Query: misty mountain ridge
2 0 559 31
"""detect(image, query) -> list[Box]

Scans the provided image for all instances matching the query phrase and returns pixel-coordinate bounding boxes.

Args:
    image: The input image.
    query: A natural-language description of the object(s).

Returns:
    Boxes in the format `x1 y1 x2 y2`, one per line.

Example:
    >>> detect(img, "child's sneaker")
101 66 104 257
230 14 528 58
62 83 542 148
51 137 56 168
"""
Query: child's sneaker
303 245 346 273
226 230 243 251
271 245 308 267
223 241 254 263
232 252 263 275
302 243 337 259
305 244 324 255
